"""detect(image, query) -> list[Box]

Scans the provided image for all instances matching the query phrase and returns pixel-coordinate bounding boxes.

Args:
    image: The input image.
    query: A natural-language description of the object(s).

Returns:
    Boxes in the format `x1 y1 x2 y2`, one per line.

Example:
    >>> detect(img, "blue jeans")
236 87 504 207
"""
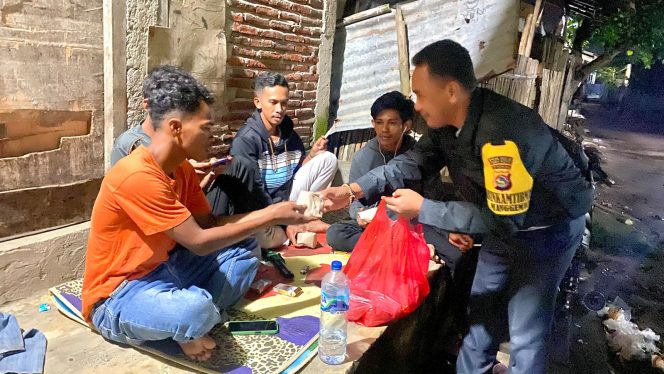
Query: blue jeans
456 216 585 374
91 239 259 345
0 314 47 374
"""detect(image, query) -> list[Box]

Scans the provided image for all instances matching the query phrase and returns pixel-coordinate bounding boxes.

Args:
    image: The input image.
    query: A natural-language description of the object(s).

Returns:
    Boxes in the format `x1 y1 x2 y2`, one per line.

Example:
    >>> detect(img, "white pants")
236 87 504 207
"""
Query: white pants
256 151 338 249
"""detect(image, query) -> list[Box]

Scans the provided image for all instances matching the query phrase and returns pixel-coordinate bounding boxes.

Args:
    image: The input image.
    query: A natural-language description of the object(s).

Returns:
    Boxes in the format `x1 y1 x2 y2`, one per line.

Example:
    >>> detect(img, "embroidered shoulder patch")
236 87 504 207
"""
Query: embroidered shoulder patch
481 141 533 216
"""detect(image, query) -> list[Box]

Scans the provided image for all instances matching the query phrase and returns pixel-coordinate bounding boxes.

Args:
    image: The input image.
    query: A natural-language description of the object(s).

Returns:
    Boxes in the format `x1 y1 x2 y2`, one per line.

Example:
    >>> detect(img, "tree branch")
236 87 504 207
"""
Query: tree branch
574 49 625 80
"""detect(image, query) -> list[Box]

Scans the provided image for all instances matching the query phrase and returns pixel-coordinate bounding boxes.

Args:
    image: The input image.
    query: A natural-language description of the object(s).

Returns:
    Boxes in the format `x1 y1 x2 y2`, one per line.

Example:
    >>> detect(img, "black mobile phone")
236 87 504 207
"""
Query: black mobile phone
211 156 232 168
227 320 279 335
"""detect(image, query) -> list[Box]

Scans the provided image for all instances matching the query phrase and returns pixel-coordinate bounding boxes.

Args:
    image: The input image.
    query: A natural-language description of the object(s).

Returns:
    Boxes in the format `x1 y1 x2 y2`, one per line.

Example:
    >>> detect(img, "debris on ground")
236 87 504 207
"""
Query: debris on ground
653 354 664 371
300 265 310 275
616 217 634 225
599 297 661 361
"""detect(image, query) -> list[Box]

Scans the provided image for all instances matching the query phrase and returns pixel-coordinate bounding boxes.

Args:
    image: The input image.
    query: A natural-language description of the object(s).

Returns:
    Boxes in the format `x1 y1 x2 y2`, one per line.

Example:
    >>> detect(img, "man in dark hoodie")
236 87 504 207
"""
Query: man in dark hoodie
231 72 338 248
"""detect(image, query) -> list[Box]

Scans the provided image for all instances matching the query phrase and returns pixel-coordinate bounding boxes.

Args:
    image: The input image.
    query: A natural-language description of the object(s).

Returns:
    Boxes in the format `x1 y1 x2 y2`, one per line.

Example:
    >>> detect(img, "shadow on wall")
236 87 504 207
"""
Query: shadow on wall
0 110 92 158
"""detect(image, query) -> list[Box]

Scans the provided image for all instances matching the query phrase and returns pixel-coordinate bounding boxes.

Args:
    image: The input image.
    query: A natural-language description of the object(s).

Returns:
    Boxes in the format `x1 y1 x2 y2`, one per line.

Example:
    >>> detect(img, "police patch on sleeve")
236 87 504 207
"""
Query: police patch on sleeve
481 141 533 216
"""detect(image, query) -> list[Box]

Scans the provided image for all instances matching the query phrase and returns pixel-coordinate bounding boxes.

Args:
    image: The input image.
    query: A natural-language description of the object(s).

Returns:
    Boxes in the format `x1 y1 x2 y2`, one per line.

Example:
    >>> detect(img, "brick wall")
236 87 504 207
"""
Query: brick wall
221 0 325 153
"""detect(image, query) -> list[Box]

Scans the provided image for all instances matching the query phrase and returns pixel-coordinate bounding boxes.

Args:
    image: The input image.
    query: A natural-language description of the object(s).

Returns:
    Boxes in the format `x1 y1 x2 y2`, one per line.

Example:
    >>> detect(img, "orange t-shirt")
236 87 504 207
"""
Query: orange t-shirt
81 146 211 321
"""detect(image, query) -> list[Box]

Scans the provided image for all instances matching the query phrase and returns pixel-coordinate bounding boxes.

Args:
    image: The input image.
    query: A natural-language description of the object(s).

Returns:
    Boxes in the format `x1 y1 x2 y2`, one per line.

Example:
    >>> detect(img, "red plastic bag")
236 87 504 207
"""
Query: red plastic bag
343 200 431 326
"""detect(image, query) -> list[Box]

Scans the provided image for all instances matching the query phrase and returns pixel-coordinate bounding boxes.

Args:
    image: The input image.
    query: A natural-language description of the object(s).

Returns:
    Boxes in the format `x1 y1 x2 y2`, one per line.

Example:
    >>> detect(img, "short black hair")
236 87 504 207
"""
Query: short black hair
412 39 477 91
253 72 289 94
370 91 415 122
143 65 214 127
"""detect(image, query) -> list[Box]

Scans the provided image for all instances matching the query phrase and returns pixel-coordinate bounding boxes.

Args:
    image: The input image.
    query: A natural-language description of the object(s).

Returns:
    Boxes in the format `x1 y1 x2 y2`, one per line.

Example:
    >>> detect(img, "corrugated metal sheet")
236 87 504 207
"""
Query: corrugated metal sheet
402 0 519 81
329 11 401 134
330 0 519 135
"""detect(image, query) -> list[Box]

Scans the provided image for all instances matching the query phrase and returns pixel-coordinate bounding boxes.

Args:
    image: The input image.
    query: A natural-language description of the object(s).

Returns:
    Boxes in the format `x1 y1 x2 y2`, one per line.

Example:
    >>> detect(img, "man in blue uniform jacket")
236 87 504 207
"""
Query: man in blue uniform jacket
320 40 593 374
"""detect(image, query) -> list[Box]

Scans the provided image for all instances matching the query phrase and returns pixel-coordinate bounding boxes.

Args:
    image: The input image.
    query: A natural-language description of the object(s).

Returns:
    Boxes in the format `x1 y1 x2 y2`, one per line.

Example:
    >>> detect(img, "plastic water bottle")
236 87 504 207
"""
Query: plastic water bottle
319 260 350 365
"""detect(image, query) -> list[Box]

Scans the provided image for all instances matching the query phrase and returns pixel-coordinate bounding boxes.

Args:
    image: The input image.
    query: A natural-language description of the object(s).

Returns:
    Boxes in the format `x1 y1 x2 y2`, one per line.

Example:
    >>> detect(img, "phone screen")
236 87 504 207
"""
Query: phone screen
227 320 278 333
211 157 231 168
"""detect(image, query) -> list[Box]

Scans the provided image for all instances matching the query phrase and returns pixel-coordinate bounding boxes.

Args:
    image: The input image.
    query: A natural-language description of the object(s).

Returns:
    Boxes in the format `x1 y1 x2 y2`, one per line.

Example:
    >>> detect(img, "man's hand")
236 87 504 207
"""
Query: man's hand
266 201 317 226
448 233 474 252
382 189 424 219
189 157 230 190
319 186 351 212
286 219 330 246
307 136 328 160
356 208 369 228
286 224 306 246
198 171 217 190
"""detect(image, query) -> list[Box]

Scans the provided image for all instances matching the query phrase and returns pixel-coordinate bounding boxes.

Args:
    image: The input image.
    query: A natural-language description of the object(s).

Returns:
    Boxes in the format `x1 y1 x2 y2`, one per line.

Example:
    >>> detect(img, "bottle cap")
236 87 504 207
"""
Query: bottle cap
331 260 342 271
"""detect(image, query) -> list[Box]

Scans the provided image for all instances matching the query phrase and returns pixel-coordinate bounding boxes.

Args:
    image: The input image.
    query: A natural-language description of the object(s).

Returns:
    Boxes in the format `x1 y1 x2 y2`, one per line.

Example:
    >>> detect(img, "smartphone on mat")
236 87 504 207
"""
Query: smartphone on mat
227 320 279 335
211 156 232 168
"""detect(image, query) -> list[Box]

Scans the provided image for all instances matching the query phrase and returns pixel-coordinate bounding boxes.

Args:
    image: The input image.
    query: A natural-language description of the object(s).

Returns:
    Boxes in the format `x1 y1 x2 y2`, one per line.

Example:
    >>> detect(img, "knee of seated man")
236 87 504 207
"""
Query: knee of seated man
326 223 357 252
319 151 338 167
174 290 221 329
227 239 260 276
221 238 259 257
325 224 345 248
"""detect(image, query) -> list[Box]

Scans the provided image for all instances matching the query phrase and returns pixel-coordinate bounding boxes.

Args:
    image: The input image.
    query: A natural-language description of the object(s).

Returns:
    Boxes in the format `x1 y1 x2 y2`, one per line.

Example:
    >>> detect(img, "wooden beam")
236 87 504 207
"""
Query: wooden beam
395 6 411 96
518 14 532 55
524 0 543 58
557 55 578 130
103 0 127 172
339 4 390 27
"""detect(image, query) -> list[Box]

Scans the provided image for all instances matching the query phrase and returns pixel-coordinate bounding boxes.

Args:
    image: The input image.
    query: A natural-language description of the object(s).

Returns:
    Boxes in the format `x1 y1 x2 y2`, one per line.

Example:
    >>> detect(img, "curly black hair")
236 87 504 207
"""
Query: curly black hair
370 91 415 123
143 65 214 127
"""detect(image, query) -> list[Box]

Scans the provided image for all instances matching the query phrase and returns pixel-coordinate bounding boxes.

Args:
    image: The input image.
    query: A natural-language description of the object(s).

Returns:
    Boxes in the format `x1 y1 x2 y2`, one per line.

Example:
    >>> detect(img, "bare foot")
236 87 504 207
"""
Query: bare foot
178 335 216 362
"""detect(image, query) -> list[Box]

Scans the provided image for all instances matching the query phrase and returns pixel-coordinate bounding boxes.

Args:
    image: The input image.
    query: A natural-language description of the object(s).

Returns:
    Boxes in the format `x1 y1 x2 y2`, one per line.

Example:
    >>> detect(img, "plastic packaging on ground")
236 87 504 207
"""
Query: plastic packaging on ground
599 296 661 362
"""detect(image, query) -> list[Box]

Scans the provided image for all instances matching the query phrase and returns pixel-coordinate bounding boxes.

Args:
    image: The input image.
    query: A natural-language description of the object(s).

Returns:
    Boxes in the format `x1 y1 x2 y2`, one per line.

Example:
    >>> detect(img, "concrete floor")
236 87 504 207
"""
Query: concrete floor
2 264 447 374
3 291 197 374
2 288 382 374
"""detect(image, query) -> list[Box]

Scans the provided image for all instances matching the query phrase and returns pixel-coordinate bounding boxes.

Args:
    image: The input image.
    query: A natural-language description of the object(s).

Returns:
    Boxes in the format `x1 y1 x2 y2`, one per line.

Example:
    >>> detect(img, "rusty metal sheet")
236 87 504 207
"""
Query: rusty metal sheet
402 0 519 80
329 11 401 134
330 0 519 135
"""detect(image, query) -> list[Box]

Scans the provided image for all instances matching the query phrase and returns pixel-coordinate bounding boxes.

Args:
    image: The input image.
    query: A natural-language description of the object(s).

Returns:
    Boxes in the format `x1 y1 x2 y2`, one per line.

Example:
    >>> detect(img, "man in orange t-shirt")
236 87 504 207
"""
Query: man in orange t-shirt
83 66 314 362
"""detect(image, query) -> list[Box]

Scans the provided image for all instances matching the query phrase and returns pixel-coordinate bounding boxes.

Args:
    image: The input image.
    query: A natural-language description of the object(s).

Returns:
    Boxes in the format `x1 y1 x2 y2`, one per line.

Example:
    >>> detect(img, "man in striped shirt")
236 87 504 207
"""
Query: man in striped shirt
231 72 338 248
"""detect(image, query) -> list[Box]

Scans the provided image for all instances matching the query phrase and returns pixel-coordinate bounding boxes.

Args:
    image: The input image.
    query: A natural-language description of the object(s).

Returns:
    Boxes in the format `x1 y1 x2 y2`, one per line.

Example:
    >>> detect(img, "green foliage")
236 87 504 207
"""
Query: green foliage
565 15 582 48
595 66 626 87
588 0 664 68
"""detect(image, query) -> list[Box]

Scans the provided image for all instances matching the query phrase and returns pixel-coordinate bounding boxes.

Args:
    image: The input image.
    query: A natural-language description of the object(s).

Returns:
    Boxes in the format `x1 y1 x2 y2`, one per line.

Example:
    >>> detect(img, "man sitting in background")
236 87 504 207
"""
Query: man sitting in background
326 91 417 251
231 72 338 249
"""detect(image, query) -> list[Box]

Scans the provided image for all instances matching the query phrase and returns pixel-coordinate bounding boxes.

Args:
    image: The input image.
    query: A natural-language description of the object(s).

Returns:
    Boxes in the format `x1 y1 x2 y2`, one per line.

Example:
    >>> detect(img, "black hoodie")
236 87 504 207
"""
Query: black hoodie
231 109 305 203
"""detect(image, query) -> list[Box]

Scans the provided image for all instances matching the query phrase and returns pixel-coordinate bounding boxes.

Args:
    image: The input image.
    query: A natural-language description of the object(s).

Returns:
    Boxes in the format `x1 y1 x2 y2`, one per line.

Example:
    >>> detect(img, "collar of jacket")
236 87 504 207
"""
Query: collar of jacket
246 109 295 143
456 88 485 146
